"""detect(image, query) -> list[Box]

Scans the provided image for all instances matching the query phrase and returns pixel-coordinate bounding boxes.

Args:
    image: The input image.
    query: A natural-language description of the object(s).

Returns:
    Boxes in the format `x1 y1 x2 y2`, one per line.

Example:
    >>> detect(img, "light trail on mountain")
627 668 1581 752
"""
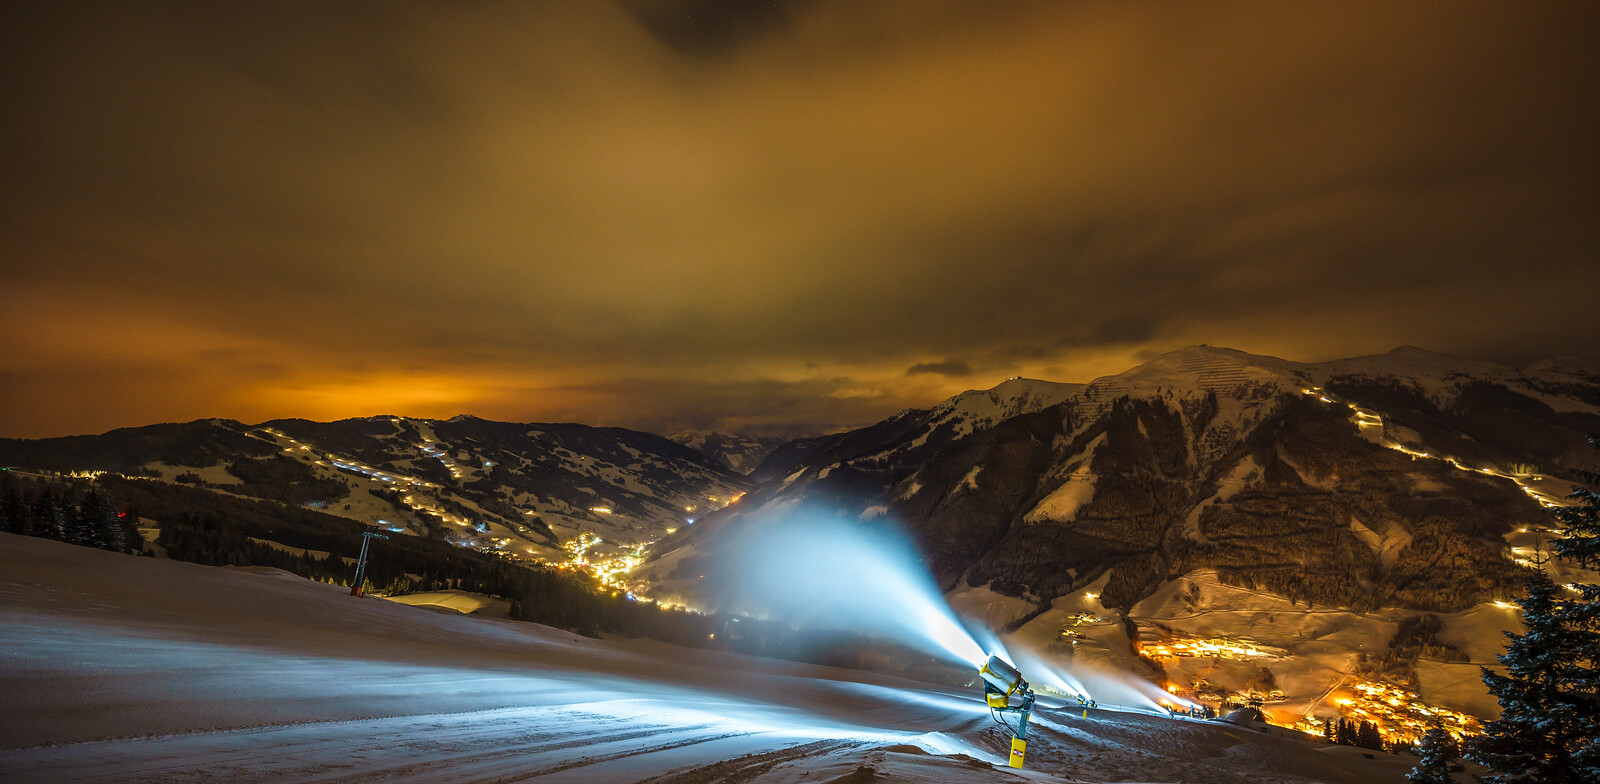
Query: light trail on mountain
1301 387 1578 510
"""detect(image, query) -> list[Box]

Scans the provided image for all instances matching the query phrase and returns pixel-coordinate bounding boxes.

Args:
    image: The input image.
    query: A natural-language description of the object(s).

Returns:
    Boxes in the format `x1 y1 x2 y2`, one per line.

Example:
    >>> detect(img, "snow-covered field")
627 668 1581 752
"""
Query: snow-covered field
0 534 1421 783
382 590 512 618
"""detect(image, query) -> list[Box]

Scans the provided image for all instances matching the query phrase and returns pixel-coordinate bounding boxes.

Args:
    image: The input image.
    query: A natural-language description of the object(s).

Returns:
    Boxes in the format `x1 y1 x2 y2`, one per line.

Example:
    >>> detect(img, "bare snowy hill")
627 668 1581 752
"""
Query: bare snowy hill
0 415 750 566
746 435 830 484
0 533 1426 783
637 345 1599 733
666 431 795 475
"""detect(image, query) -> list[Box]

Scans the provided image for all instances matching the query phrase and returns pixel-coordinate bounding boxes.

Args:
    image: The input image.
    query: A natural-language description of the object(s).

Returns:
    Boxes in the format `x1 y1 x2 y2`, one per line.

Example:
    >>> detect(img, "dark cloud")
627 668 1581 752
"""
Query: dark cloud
534 375 903 438
1056 317 1161 349
1 1 1597 437
621 0 812 57
906 360 972 378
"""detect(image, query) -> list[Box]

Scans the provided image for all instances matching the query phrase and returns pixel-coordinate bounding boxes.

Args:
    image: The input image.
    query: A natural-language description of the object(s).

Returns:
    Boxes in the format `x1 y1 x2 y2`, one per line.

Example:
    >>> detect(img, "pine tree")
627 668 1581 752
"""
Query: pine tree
1470 553 1598 781
1358 720 1384 751
1408 726 1459 784
31 493 67 540
80 491 125 552
1548 451 1600 780
70 491 111 548
2 488 29 535
1336 718 1356 746
63 498 90 545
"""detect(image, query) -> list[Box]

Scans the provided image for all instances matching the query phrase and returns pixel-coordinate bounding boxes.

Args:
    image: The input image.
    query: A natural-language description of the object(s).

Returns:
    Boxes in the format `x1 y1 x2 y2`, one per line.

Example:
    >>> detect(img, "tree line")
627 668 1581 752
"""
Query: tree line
1 474 137 554
1323 717 1387 751
0 471 941 677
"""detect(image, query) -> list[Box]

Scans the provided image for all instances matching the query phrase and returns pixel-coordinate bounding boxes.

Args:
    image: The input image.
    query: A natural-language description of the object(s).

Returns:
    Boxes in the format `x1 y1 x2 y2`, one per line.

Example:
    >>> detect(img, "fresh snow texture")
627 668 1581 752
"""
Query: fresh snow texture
0 534 1423 783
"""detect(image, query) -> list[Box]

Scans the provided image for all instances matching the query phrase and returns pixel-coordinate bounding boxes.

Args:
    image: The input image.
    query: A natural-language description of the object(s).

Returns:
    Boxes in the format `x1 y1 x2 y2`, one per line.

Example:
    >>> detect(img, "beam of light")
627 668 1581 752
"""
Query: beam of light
706 509 987 668
967 624 1013 669
1112 673 1199 713
831 682 991 718
1007 647 1088 700
1009 653 1196 714
8 613 939 752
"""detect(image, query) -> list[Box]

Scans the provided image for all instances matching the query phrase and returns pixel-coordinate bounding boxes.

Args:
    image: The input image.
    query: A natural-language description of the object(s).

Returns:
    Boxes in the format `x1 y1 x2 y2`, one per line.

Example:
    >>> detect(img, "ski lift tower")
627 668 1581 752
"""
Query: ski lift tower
350 528 388 597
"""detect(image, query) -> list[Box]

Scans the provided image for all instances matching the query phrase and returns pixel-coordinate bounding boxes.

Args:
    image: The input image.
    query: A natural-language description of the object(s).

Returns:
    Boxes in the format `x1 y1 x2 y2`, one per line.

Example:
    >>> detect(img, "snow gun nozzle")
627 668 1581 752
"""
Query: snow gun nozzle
979 654 1026 697
979 654 1034 712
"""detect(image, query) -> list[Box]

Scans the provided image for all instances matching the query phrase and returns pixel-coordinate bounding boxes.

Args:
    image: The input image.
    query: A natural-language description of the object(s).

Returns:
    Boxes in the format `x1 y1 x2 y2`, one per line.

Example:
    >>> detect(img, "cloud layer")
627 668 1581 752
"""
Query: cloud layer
2 1 1596 437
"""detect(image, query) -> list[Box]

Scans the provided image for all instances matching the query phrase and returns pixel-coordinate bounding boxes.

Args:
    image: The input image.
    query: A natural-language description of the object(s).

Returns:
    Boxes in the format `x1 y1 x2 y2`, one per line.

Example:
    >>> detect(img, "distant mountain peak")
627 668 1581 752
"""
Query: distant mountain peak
1524 355 1600 381
665 430 797 475
945 376 1079 402
1087 346 1303 398
932 377 1083 421
1383 344 1465 359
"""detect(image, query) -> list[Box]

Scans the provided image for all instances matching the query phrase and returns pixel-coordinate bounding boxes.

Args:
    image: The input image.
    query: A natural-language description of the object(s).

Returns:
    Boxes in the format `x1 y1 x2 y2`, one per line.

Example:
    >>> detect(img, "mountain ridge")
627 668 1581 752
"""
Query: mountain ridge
0 414 751 569
639 344 1597 611
629 344 1597 730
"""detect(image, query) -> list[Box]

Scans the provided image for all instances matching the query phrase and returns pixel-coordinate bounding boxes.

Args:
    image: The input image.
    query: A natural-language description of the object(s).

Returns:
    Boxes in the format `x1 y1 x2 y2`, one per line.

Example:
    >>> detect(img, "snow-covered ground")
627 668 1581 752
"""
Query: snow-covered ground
989 569 1520 734
0 534 1423 782
383 589 512 619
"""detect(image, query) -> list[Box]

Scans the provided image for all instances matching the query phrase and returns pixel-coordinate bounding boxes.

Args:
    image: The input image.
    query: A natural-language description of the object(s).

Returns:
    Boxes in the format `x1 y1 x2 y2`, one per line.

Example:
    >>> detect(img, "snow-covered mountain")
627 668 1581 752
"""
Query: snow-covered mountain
910 377 1086 437
635 345 1599 726
746 435 830 484
649 346 1595 604
0 415 751 565
665 431 794 475
7 346 1594 733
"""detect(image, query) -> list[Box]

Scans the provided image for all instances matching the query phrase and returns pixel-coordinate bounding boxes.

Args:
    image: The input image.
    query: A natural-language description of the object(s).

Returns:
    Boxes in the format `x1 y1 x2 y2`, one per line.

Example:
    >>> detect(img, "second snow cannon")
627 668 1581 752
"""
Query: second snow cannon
978 654 1035 769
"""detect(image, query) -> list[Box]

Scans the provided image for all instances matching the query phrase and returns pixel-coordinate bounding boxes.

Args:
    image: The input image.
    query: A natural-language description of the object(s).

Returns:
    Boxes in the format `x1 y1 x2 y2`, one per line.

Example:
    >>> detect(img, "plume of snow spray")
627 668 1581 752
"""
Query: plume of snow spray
1000 639 1194 712
1006 648 1088 699
1040 659 1195 713
707 510 987 667
703 508 1196 713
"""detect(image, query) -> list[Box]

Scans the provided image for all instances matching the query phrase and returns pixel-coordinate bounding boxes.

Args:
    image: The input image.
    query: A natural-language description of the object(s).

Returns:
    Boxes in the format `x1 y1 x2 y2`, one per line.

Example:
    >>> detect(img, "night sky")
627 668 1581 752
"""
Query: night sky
3 1 1597 439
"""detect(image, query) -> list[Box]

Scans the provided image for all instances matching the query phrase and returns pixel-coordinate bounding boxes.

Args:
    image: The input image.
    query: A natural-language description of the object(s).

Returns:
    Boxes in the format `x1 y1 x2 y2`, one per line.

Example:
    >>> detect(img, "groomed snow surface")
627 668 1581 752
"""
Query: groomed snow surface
1 535 1418 783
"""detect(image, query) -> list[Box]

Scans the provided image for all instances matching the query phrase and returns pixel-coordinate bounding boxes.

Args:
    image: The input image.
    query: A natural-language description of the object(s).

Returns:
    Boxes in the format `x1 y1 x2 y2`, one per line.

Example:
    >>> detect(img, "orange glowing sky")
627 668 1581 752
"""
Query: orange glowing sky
2 1 1597 438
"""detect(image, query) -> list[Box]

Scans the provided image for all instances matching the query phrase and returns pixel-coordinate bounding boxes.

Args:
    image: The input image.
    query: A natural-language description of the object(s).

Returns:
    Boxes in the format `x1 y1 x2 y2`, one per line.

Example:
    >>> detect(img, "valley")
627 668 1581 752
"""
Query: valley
2 344 1596 754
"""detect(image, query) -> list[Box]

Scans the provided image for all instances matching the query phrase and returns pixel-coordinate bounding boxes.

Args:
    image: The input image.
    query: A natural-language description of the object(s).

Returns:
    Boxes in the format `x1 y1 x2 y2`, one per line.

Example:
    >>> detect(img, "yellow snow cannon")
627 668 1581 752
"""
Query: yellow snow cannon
978 654 1035 769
